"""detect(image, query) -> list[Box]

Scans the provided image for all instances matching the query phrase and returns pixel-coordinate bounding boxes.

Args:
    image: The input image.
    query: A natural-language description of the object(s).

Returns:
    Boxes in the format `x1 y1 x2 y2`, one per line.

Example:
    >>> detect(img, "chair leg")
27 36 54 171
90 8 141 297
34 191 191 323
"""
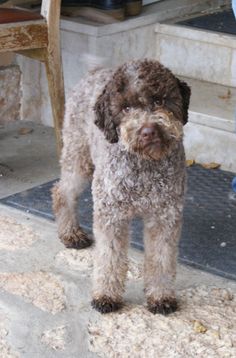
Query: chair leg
44 50 65 156
41 1 65 155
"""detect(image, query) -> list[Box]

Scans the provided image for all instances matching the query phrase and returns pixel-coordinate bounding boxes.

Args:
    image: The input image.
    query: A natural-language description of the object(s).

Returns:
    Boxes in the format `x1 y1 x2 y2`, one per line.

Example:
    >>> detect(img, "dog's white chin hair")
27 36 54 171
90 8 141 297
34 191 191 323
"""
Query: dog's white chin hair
119 140 163 161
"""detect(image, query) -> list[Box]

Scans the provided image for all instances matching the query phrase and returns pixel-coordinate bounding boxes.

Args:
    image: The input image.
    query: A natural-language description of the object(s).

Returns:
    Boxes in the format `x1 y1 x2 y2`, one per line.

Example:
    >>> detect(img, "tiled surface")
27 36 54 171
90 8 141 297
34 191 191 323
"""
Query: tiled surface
1 165 236 280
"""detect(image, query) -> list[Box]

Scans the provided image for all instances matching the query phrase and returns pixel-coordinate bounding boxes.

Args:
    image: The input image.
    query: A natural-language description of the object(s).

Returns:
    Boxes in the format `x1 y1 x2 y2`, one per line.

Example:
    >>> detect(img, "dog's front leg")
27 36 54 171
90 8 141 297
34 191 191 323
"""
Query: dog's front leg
91 208 129 314
143 213 182 315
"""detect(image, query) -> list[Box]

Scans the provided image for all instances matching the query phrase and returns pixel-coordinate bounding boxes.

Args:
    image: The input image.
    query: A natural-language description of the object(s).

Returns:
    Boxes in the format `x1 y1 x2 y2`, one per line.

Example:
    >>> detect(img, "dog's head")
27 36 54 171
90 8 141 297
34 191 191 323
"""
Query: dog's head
94 59 191 160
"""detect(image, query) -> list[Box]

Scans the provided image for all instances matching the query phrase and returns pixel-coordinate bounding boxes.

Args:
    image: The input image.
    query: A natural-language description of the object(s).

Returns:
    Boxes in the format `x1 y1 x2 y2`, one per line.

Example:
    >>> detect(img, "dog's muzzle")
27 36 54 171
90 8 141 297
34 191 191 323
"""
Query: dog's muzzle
119 109 183 160
139 123 161 149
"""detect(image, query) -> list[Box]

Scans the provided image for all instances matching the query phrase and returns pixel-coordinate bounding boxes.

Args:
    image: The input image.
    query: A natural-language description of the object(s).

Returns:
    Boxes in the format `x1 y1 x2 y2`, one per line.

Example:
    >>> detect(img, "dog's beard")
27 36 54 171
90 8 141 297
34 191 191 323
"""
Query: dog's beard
122 132 167 160
119 110 183 160
137 140 165 160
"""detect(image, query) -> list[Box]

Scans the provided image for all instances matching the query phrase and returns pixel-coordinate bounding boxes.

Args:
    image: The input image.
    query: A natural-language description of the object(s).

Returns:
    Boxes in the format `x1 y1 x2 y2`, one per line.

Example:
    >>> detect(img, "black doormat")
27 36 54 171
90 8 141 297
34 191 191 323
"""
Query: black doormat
1 165 236 280
176 9 236 35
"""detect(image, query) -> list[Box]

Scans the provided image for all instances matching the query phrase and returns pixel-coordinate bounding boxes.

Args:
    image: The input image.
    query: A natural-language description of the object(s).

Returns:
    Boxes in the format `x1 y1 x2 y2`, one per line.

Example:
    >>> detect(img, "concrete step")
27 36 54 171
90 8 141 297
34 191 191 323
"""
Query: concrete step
187 77 235 132
183 77 236 172
155 23 236 87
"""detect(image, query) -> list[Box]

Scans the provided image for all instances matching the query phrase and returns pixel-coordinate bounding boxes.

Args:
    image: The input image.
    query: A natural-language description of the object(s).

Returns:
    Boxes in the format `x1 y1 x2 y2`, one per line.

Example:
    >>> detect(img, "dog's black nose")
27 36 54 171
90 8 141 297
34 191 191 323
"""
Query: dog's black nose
140 124 158 142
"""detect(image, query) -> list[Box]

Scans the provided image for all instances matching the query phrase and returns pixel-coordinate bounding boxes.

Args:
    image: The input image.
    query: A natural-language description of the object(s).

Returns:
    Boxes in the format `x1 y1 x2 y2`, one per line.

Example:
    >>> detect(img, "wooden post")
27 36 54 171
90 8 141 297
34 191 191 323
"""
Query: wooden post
41 0 65 155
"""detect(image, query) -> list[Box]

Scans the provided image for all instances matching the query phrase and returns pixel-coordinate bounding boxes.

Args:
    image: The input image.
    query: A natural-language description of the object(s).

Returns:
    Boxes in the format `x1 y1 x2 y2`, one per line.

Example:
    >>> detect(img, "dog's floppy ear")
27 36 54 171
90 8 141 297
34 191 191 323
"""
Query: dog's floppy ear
94 88 119 144
177 79 191 125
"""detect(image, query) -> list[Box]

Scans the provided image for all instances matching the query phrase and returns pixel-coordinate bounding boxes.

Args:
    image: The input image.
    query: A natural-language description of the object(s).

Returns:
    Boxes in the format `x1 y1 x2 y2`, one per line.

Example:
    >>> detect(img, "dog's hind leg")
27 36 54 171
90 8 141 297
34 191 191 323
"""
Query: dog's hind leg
52 137 94 249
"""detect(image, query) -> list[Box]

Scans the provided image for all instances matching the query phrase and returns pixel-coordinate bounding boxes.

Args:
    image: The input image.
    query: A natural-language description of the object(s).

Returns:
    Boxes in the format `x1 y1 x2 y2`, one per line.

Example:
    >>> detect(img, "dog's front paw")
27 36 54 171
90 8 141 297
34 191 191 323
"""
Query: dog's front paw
60 228 93 249
147 297 178 315
91 296 122 314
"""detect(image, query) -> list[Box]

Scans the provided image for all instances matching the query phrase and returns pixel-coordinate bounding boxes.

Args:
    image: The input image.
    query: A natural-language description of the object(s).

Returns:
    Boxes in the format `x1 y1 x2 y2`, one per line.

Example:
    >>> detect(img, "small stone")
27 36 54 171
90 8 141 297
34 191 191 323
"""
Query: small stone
208 329 220 339
193 320 207 334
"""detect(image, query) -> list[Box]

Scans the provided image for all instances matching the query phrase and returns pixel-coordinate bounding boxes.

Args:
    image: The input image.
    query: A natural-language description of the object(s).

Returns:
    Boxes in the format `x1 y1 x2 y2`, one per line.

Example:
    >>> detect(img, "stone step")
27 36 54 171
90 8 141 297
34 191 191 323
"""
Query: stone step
155 23 236 87
187 77 235 132
183 77 236 172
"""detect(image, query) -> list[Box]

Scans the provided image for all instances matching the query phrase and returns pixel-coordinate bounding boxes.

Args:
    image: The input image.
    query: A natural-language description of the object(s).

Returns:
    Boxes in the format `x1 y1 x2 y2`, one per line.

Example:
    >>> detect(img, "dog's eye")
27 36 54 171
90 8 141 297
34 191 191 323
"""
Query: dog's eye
154 98 163 106
123 106 131 113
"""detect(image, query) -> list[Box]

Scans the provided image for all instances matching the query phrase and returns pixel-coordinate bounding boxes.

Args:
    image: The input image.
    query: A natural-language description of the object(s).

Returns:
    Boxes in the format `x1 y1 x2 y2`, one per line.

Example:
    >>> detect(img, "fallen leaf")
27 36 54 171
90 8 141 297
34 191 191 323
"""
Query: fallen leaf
186 159 195 167
18 128 33 135
218 89 231 100
193 320 207 334
201 162 221 170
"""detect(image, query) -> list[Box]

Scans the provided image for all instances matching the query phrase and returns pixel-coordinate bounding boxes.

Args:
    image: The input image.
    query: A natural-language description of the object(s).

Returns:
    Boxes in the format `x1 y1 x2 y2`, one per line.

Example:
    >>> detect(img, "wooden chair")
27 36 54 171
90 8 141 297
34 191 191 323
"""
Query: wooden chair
0 0 65 154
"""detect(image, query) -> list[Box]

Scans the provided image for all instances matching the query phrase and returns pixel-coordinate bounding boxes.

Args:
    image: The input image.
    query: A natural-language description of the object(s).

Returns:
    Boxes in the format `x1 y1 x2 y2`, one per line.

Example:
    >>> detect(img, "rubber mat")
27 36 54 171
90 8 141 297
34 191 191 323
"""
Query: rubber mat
1 165 236 280
177 9 236 35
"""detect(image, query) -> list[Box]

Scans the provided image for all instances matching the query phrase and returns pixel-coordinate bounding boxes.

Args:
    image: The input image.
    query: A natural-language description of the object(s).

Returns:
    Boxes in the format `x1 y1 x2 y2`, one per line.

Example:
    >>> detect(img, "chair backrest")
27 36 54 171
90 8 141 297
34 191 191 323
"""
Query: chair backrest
0 1 61 24
0 1 61 22
0 8 43 23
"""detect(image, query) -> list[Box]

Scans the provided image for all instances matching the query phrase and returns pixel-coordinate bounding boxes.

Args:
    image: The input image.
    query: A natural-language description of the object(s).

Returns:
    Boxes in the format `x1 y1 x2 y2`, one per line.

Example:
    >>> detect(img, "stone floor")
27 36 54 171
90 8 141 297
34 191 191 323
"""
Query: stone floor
0 121 59 199
1 205 236 358
0 121 236 357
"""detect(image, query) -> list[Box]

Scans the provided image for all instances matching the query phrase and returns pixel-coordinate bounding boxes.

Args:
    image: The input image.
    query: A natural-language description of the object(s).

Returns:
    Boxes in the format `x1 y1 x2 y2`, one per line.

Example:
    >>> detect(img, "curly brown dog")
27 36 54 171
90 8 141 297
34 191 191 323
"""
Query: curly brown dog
52 59 191 315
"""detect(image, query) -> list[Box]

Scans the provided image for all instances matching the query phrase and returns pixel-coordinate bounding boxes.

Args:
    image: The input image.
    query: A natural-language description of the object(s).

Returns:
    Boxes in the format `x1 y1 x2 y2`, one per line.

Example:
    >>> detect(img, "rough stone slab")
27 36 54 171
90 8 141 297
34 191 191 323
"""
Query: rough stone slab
41 325 69 351
55 248 143 280
0 215 39 250
0 271 66 314
88 286 236 358
0 66 21 123
0 308 20 358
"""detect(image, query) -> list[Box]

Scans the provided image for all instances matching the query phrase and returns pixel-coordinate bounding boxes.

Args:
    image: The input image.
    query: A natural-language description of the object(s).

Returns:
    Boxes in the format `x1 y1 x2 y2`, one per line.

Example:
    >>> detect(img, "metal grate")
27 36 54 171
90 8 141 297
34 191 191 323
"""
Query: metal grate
177 9 236 36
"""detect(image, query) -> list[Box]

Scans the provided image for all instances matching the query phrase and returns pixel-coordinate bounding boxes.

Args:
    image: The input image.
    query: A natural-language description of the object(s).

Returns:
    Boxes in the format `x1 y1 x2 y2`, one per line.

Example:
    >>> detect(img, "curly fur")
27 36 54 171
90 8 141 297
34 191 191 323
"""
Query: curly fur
52 59 191 314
